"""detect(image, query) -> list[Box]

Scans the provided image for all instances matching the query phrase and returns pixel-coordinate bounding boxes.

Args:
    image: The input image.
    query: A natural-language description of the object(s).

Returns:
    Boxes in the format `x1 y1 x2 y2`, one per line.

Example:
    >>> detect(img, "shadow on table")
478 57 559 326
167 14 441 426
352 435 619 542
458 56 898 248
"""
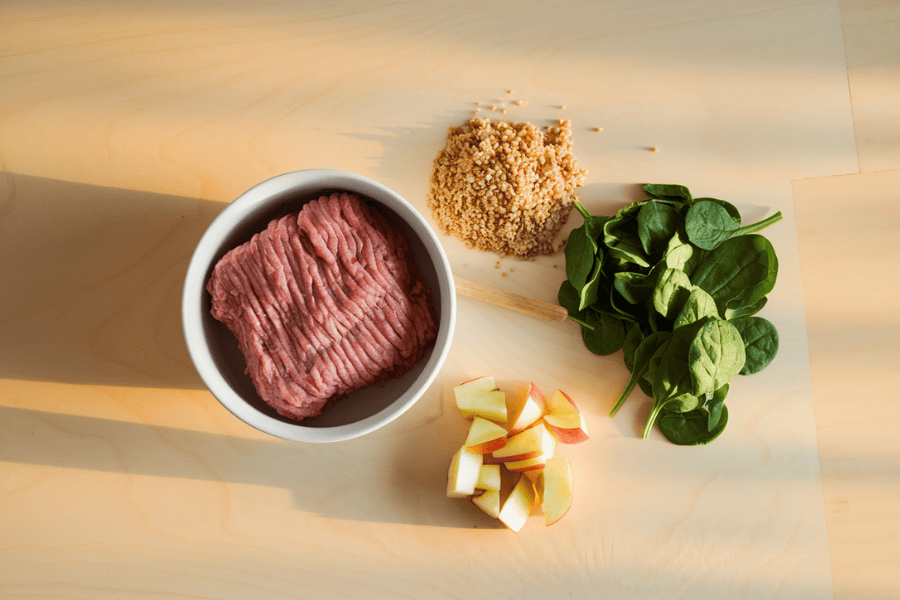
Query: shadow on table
0 403 496 529
0 171 219 390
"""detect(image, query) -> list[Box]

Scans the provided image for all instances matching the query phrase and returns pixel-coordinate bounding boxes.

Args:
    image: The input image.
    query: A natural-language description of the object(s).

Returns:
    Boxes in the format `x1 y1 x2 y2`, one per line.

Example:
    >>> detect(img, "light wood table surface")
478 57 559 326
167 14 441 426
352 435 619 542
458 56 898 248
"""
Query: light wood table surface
1 2 897 599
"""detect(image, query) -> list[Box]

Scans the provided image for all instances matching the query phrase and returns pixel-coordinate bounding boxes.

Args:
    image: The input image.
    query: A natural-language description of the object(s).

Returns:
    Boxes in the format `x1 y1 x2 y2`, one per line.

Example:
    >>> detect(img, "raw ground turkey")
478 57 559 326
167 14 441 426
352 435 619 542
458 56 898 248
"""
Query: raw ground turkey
207 192 438 421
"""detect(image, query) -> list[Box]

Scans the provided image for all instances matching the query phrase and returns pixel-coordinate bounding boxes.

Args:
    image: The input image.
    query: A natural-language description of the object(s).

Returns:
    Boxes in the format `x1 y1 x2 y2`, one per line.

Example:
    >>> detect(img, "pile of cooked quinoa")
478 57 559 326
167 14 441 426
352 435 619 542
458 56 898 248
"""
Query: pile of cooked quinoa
427 117 586 258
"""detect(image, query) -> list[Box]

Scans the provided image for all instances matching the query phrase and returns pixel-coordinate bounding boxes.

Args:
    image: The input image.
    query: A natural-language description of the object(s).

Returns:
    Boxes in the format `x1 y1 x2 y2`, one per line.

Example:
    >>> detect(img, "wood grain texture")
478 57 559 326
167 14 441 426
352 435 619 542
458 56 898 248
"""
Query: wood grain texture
454 277 568 322
839 0 900 173
0 0 885 598
793 170 900 600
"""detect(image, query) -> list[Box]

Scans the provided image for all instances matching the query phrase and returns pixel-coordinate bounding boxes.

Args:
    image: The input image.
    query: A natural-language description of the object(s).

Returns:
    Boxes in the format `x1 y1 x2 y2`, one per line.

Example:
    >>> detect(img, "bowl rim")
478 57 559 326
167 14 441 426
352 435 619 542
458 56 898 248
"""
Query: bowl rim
182 169 456 442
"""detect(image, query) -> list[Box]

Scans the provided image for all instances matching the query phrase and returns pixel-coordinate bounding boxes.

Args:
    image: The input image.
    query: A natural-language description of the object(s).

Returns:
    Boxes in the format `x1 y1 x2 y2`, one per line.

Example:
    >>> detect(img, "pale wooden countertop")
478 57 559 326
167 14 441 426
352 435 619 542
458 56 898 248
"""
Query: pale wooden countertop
1 2 897 599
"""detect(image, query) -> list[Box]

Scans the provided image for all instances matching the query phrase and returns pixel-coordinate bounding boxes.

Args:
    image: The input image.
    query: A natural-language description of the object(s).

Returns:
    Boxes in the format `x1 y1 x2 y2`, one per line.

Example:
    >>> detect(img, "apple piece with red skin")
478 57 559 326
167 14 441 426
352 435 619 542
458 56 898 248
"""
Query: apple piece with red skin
446 445 483 498
464 417 509 454
474 463 501 492
505 455 549 473
492 422 556 463
537 456 574 526
544 388 579 414
456 375 496 395
543 412 589 444
542 390 589 444
470 489 501 519
498 475 536 532
504 381 546 435
454 377 508 423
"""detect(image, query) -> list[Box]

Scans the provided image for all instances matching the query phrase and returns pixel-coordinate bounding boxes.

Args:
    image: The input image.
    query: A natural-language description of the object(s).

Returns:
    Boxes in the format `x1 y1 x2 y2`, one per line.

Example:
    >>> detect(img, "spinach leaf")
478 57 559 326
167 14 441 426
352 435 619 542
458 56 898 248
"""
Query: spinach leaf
643 183 692 203
574 200 611 241
663 230 694 271
644 322 705 438
581 310 627 356
579 258 603 311
692 197 741 226
706 382 729 431
637 202 682 256
729 316 779 375
558 280 594 329
653 268 693 318
604 205 651 267
643 332 674 387
613 270 656 305
685 200 739 251
688 319 746 396
564 225 595 291
691 234 778 314
673 287 719 329
658 404 728 445
725 296 768 319
622 322 644 372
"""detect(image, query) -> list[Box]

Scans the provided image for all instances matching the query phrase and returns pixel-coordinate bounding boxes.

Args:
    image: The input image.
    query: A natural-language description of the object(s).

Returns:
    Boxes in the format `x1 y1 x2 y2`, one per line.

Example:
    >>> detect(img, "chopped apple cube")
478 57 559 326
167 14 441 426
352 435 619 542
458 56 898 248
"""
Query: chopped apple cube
498 475 536 532
447 445 483 498
453 376 495 412
504 381 545 434
545 389 579 414
492 422 556 463
543 390 589 444
474 463 502 492
539 457 574 526
464 417 509 454
470 489 501 519
454 378 507 422
456 376 496 395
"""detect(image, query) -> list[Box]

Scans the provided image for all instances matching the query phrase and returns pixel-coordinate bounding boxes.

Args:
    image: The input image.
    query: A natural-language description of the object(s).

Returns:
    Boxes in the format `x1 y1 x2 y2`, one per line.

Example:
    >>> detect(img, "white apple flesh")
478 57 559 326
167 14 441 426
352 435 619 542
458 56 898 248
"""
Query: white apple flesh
542 390 589 444
505 381 545 435
474 463 502 492
498 476 536 532
446 445 483 498
545 389 578 414
470 489 501 519
456 389 508 423
492 422 556 463
539 456 574 526
464 416 509 454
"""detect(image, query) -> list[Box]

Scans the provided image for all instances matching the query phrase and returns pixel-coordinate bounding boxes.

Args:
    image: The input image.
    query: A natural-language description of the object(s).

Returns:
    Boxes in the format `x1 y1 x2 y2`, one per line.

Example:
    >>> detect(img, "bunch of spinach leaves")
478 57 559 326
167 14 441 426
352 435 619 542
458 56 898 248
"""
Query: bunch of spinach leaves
558 184 781 445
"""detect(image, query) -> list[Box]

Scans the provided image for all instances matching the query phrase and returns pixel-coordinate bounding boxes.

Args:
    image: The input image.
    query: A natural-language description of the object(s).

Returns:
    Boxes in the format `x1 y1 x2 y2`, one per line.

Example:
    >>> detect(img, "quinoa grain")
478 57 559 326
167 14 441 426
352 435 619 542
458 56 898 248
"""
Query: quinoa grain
427 117 586 258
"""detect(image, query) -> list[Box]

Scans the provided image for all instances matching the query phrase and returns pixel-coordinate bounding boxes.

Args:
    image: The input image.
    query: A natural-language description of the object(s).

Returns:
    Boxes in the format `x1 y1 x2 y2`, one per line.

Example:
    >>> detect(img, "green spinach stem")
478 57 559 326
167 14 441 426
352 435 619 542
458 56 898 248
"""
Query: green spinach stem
642 405 664 439
734 211 782 236
609 380 636 417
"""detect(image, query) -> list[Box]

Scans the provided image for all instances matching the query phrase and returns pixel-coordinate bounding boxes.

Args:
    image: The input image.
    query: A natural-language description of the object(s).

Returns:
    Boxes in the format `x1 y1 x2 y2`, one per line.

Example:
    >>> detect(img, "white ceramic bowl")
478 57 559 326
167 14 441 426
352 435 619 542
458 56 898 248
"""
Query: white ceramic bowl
182 170 456 442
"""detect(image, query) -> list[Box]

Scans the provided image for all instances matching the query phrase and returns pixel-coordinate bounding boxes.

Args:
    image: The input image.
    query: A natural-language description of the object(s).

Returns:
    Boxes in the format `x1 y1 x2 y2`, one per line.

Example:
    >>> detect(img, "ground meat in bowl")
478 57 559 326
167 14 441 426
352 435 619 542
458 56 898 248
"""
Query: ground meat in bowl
206 191 438 422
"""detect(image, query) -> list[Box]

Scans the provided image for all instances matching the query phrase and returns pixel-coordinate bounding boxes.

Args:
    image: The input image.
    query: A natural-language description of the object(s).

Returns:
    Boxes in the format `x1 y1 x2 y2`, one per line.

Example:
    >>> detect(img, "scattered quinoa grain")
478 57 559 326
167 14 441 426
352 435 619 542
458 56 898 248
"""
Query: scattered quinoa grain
651 146 660 152
427 117 587 258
